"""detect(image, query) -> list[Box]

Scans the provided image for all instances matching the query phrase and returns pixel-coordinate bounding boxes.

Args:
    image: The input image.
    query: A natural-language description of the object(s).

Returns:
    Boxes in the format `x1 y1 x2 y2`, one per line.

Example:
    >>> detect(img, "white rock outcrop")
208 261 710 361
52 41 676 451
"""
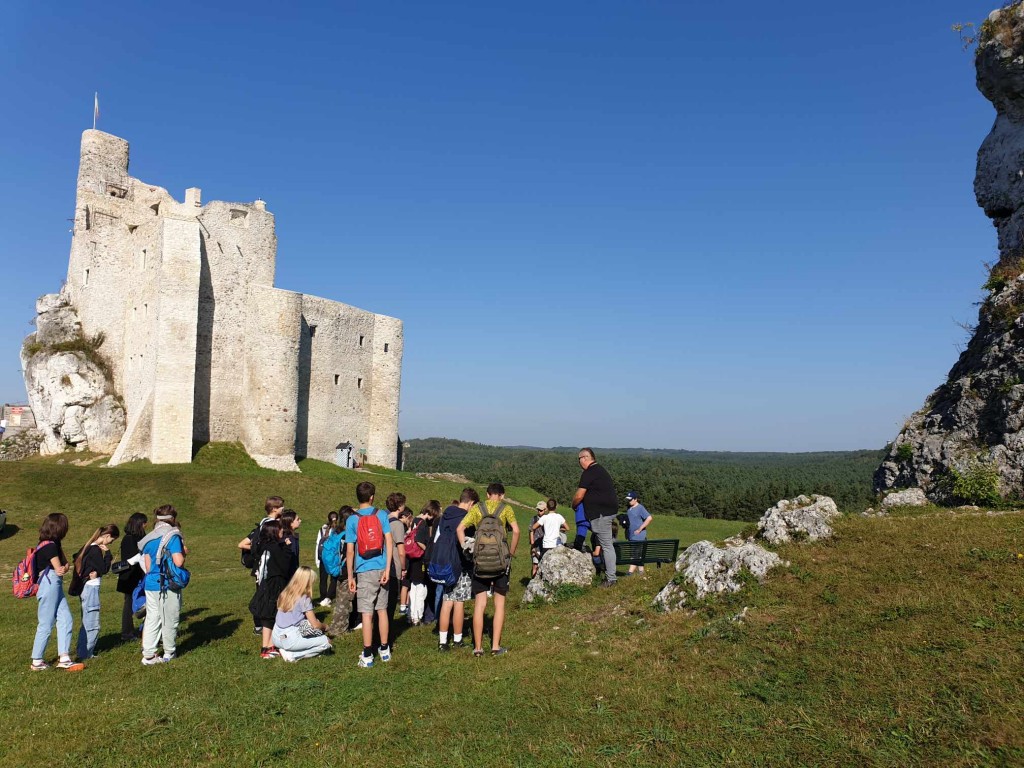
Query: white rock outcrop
881 487 929 509
522 546 596 603
21 295 126 455
757 494 841 545
654 540 783 613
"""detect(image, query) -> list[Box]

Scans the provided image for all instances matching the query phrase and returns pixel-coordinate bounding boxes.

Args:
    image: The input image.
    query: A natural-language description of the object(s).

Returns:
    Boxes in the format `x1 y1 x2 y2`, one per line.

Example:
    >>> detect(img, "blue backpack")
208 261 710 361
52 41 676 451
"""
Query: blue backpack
427 516 461 588
321 530 345 578
155 531 190 592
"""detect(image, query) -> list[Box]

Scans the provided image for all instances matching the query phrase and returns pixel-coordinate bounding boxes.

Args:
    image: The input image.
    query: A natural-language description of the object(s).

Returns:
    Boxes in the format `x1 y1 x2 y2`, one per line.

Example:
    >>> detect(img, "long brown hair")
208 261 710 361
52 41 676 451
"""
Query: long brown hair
74 524 120 573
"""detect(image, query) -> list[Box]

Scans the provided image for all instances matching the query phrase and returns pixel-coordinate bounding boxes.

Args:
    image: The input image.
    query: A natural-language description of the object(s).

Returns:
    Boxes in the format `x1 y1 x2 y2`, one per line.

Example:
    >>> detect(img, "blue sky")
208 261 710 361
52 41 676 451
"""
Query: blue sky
0 1 1002 451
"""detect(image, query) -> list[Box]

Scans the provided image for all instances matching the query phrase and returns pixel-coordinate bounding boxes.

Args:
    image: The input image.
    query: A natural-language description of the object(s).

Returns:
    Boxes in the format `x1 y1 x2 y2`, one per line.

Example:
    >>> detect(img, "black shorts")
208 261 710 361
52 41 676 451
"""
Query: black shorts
471 572 510 597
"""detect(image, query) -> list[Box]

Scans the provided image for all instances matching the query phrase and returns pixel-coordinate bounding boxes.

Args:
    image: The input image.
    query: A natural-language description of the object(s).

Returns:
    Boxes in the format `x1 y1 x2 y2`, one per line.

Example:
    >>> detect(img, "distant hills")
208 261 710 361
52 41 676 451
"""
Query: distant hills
404 438 884 521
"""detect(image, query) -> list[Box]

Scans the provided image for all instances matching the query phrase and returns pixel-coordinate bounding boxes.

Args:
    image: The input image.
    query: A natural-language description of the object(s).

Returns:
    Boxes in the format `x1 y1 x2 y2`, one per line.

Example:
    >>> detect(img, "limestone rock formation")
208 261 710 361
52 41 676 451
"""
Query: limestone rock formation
654 540 783 613
522 546 596 603
880 487 929 509
757 494 841 545
876 3 1024 499
0 429 44 462
21 294 126 455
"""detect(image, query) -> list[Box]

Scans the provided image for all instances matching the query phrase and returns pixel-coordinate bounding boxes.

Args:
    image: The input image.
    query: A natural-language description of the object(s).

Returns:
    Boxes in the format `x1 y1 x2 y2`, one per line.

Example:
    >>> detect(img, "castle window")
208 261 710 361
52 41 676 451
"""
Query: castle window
384 343 389 353
84 268 90 287
150 203 160 215
357 377 363 389
334 374 339 385
309 325 317 338
230 209 249 228
128 224 138 234
144 303 148 319
140 249 147 271
359 335 364 347
106 183 127 199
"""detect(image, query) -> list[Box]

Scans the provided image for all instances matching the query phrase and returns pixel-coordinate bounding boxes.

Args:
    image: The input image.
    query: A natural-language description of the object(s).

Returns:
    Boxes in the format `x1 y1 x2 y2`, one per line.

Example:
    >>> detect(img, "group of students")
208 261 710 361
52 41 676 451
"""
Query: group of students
24 505 187 671
23 477 650 670
240 480 525 666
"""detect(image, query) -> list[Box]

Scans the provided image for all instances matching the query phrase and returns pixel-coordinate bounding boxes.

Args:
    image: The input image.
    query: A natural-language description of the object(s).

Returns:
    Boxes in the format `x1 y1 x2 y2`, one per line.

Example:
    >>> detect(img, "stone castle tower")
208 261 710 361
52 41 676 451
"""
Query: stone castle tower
32 129 402 470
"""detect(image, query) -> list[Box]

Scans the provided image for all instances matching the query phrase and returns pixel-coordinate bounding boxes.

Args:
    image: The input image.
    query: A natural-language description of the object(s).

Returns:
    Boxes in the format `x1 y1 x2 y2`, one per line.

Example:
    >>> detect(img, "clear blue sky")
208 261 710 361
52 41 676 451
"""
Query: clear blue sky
0 1 1002 451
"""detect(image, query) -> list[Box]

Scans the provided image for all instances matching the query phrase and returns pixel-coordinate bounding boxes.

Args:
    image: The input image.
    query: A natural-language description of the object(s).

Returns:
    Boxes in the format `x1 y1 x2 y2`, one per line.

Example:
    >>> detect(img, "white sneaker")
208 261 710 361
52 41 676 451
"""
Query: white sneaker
141 655 167 666
162 653 175 662
357 654 374 668
319 598 332 607
378 646 392 663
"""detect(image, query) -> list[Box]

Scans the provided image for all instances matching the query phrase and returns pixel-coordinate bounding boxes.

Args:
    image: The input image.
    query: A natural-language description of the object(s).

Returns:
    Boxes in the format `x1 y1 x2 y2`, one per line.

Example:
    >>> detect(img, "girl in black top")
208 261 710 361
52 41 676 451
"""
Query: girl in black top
279 509 301 579
117 513 148 640
73 524 119 660
29 513 82 671
248 520 291 658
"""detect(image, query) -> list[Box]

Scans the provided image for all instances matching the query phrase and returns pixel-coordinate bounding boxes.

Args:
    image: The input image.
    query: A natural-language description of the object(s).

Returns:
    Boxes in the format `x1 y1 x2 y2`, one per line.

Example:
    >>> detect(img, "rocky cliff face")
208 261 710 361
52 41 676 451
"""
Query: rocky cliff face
876 3 1024 499
21 293 126 455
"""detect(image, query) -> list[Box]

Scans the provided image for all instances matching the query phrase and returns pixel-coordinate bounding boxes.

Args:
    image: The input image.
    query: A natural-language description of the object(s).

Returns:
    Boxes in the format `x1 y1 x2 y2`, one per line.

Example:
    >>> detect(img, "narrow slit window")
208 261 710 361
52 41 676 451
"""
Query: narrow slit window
309 325 317 338
357 377 363 389
334 374 339 385
384 343 389 352
84 268 90 286
144 303 148 319
358 335 364 347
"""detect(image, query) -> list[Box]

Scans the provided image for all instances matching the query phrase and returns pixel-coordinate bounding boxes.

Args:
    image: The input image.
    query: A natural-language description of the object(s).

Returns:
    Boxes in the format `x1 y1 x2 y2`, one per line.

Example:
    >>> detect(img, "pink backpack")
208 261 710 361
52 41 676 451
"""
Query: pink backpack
12 540 53 599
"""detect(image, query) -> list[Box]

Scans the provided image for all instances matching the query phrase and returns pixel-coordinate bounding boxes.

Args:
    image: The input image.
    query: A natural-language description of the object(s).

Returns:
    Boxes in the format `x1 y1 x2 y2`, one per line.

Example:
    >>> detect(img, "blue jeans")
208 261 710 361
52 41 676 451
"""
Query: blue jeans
32 571 73 660
76 583 101 659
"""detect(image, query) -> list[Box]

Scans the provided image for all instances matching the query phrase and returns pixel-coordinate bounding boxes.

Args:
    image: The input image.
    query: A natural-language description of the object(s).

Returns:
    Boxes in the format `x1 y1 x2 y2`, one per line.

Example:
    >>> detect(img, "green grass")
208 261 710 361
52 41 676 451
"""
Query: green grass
1 446 1022 766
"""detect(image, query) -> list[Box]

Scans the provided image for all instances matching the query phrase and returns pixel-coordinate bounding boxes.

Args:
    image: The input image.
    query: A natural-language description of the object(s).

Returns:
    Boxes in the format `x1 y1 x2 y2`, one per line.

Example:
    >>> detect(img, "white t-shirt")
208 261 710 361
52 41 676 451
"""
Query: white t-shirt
537 513 566 548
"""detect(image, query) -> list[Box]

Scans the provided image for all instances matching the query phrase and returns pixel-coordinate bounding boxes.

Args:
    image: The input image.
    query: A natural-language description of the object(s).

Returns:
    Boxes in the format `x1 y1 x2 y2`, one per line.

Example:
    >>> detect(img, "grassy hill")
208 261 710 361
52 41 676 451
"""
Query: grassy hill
0 445 1021 766
404 437 884 520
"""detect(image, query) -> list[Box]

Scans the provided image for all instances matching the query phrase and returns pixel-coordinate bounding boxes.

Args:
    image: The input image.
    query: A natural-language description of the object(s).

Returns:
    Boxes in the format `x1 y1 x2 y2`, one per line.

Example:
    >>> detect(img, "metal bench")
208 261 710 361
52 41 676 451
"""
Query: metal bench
612 538 680 568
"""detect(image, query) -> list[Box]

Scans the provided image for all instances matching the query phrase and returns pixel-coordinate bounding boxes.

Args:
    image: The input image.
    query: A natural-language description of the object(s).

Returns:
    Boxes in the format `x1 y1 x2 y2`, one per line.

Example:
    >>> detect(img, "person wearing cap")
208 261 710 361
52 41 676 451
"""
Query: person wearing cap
571 448 619 586
624 491 653 575
529 501 546 578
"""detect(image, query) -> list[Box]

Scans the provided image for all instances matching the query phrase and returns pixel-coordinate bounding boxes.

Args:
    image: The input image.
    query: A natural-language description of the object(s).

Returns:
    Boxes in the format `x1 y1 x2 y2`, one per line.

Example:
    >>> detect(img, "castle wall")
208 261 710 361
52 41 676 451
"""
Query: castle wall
150 218 200 464
194 201 277 444
241 285 301 471
366 314 403 467
298 295 378 463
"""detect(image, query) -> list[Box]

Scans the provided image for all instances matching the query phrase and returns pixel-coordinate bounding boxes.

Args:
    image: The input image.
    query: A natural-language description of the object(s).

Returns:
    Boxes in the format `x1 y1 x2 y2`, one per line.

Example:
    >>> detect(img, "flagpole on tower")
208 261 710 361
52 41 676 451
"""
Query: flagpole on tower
93 93 99 130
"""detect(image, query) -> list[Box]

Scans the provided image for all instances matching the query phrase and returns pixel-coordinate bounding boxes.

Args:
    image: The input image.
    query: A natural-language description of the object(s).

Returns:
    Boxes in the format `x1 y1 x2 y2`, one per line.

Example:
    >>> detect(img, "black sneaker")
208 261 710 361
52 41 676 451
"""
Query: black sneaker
438 643 450 652
452 639 467 649
253 625 263 635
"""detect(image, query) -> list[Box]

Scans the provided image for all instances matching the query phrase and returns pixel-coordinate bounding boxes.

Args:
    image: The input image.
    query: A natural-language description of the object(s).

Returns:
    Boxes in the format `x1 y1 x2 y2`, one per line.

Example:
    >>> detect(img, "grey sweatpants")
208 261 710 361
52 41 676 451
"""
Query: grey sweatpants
590 515 617 582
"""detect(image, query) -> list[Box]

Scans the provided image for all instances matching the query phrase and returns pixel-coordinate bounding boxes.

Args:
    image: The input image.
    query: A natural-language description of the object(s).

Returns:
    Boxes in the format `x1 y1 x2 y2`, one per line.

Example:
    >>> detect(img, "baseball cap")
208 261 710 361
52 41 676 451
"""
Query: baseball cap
625 491 638 501
535 501 547 511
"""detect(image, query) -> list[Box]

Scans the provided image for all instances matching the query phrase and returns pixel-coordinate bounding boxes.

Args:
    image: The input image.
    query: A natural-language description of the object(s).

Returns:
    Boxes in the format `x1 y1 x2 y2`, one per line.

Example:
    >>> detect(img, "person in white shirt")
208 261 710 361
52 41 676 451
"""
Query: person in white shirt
531 499 567 563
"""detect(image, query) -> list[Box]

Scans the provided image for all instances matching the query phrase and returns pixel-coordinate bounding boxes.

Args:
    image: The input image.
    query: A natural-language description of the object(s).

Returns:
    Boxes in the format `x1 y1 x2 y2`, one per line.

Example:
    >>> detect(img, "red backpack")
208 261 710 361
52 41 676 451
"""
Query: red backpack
356 509 384 559
404 519 426 559
12 540 53 599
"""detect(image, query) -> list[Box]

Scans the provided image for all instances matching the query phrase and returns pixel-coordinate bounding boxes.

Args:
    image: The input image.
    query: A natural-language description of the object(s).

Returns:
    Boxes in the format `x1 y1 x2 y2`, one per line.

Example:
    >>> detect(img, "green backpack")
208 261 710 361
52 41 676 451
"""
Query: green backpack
473 502 511 578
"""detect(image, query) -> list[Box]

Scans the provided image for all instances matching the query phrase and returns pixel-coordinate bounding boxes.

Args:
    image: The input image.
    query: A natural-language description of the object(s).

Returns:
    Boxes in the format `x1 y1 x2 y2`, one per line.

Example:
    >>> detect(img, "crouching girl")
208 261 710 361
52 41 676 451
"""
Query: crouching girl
272 566 332 662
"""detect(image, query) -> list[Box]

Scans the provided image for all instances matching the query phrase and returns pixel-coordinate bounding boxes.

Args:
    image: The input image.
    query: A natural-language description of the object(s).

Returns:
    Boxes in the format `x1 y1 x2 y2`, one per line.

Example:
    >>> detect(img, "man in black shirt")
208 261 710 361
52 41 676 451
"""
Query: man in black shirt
571 447 618 586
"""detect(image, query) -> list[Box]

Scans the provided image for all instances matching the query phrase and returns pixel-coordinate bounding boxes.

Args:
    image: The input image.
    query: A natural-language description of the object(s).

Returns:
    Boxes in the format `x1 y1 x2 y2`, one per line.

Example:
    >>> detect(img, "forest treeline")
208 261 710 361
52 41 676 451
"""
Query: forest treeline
404 438 885 521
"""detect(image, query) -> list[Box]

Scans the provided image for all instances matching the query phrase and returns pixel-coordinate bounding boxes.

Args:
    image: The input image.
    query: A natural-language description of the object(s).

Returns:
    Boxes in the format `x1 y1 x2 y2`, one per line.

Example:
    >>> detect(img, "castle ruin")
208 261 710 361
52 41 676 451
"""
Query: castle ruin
24 129 402 471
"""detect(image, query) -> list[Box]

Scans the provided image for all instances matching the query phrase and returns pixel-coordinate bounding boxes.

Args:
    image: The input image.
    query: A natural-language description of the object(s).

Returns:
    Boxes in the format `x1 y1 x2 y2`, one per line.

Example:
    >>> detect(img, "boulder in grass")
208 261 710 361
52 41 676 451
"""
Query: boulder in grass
757 494 841 545
522 546 595 604
654 540 783 613
881 488 929 509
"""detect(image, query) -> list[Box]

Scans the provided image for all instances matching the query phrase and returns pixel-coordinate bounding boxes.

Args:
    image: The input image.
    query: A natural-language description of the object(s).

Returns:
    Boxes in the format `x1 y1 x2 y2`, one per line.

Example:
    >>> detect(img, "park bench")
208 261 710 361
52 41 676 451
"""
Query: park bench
612 538 680 569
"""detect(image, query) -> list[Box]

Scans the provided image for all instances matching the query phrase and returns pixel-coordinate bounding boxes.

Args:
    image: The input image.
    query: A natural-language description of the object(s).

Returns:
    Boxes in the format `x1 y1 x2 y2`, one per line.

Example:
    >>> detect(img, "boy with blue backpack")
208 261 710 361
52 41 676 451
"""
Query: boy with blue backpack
429 487 479 651
345 482 393 668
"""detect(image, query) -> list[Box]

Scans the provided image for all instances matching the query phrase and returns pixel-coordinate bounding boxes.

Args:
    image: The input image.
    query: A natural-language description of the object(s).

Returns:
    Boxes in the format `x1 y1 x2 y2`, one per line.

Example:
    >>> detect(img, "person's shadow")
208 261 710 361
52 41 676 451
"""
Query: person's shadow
176 607 242 655
0 523 21 541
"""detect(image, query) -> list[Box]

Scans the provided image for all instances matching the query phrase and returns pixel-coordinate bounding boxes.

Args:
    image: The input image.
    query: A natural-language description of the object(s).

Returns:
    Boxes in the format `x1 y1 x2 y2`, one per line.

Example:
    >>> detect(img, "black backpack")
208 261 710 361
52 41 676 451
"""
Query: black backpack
240 523 262 572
